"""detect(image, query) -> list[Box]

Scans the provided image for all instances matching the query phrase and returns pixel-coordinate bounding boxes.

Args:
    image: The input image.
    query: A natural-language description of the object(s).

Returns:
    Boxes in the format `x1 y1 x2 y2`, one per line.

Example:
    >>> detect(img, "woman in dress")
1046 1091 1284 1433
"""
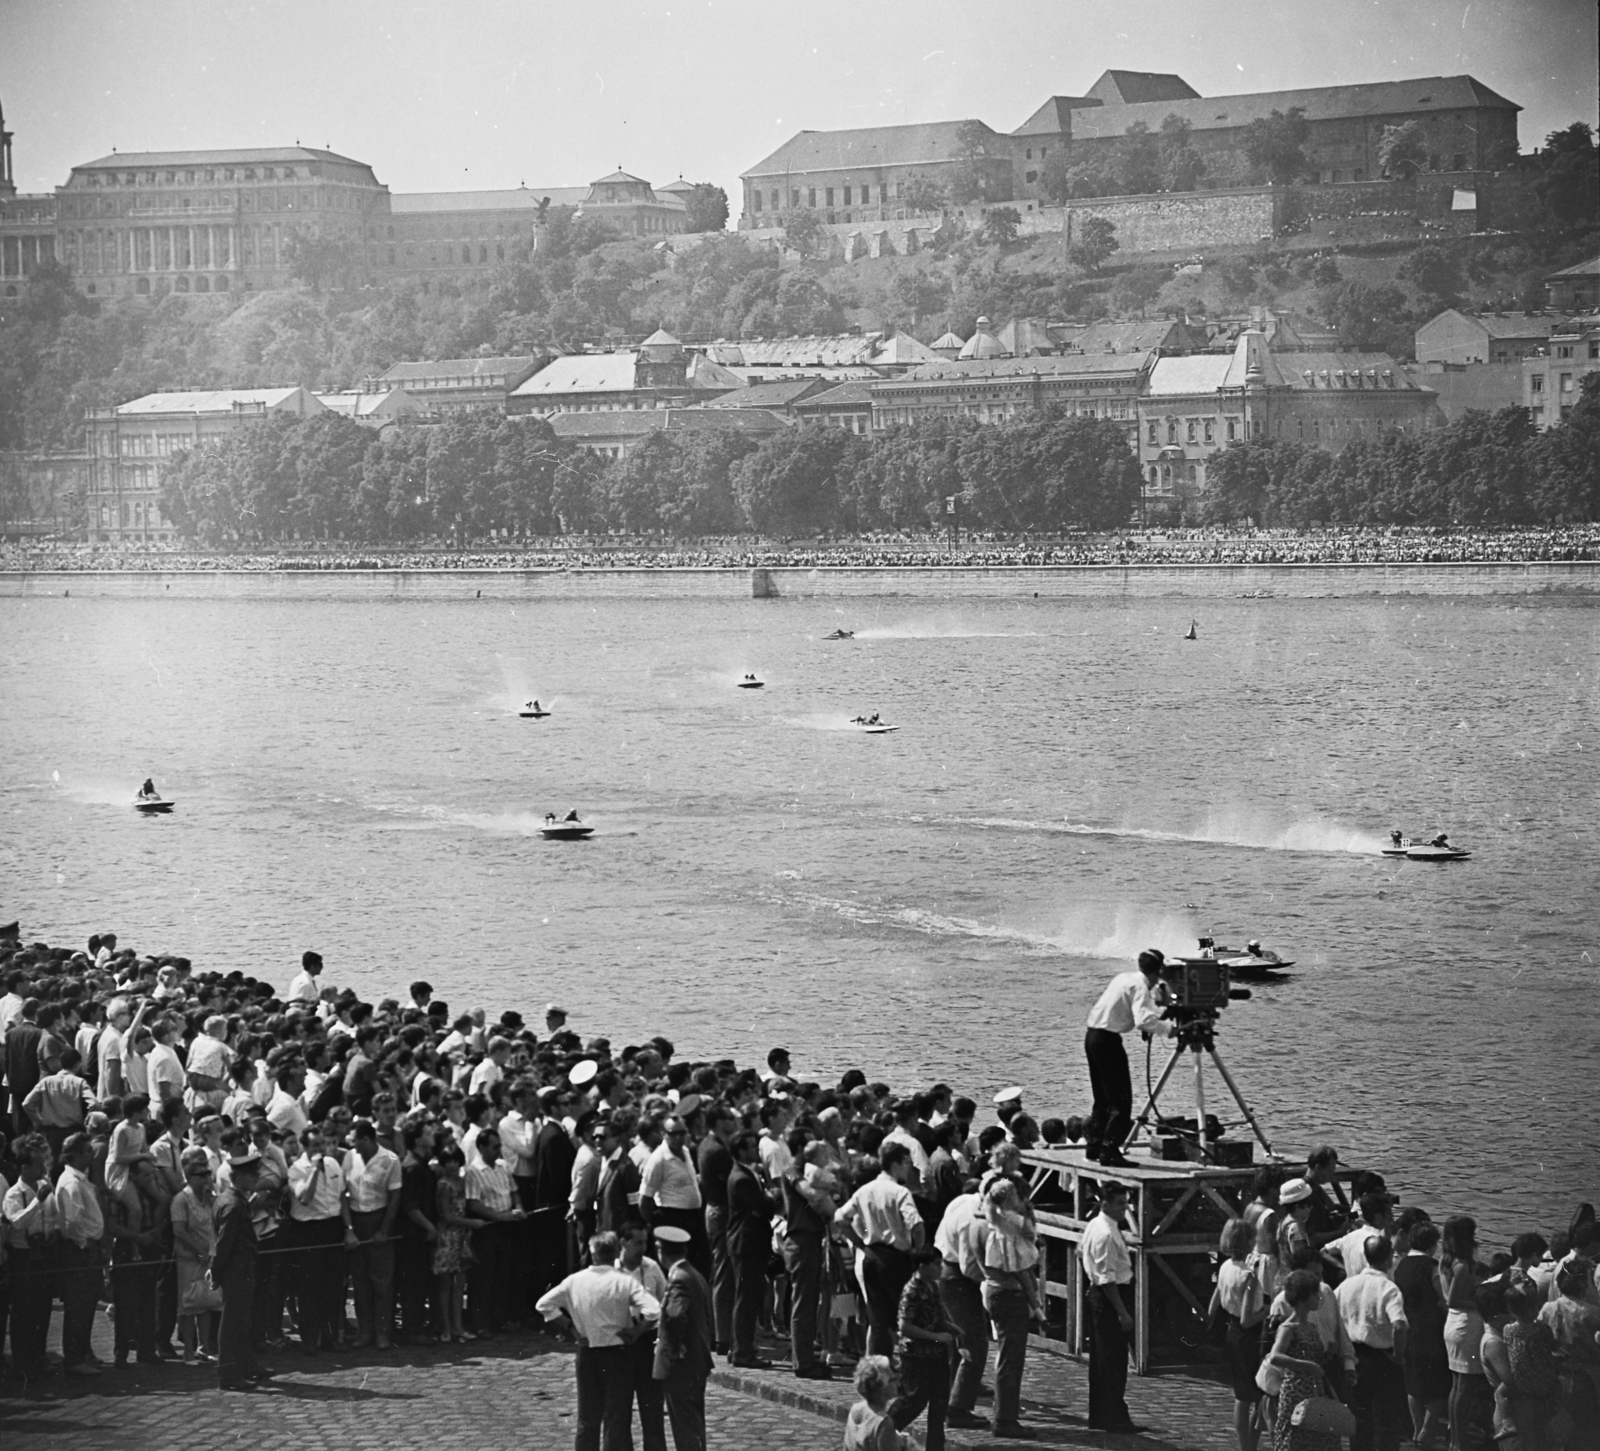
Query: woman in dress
1485 1273 1561 1451
1210 1218 1269 1451
1267 1269 1342 1451
431 1142 475 1342
1440 1216 1493 1451
169 1146 218 1363
1394 1220 1451 1449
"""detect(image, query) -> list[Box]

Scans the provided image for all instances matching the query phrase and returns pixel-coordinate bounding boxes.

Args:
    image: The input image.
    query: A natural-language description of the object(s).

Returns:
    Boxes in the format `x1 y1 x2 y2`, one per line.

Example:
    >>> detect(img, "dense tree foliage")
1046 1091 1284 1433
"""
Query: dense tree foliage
156 407 1146 543
683 184 730 234
1243 107 1313 185
1202 385 1600 527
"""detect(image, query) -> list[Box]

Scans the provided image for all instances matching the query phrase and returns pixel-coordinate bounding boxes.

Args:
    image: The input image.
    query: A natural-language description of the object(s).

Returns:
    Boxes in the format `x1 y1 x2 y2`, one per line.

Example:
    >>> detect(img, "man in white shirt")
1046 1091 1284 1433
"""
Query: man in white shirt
465 1128 526 1333
96 996 135 1100
1083 949 1173 1169
3 1132 56 1374
267 1062 311 1137
1329 1192 1396 1282
467 1037 510 1096
146 1017 188 1106
286 950 323 1005
639 1117 704 1268
288 1125 346 1353
757 1098 795 1181
935 1188 991 1427
1081 1181 1143 1434
342 1119 402 1349
537 1229 660 1451
1336 1234 1409 1451
834 1140 924 1357
54 1134 107 1376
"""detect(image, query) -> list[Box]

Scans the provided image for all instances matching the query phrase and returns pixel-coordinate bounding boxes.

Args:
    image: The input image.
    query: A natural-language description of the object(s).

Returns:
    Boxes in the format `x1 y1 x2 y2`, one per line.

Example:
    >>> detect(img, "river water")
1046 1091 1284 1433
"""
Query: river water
3 589 1596 1238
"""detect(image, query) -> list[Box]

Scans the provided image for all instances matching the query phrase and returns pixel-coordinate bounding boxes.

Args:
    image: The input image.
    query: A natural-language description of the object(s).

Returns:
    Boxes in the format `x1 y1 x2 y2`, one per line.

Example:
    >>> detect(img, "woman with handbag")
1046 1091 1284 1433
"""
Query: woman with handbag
1268 1269 1353 1451
171 1146 221 1363
1211 1218 1269 1451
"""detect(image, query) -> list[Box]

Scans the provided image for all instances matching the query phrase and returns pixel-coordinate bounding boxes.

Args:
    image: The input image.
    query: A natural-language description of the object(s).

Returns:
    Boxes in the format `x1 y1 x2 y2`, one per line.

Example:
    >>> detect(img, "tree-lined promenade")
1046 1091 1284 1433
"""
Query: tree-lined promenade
143 376 1600 552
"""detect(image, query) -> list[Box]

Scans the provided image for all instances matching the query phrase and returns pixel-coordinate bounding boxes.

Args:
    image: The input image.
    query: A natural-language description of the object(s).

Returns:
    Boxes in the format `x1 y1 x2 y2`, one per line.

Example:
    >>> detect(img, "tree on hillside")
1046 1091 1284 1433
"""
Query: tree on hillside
782 208 826 258
1112 265 1166 316
1318 279 1413 354
769 271 845 335
1067 215 1119 273
1160 114 1206 192
1400 243 1464 308
1243 107 1312 184
891 268 951 328
1535 122 1600 229
948 121 998 204
284 232 362 293
1378 121 1430 179
901 175 951 215
684 184 730 233
981 207 1022 247
1116 122 1163 196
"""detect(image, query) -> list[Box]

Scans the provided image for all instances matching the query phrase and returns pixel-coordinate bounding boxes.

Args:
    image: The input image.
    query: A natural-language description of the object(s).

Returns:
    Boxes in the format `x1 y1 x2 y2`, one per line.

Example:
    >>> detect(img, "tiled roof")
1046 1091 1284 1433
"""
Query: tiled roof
74 146 370 170
590 170 651 186
114 387 320 415
1144 355 1237 396
1011 97 1100 137
1069 74 1519 140
378 356 539 384
313 389 413 418
727 334 936 368
795 380 880 409
514 354 640 395
701 379 828 409
744 120 1003 177
390 188 587 213
1276 352 1426 390
887 351 1155 384
1545 255 1600 280
1421 309 1564 340
1087 70 1200 106
1071 319 1197 354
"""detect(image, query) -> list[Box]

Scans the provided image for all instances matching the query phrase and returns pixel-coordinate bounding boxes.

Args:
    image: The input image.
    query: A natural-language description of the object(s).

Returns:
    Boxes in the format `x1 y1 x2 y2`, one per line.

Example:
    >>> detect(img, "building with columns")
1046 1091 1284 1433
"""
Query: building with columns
0 95 59 297
54 145 389 298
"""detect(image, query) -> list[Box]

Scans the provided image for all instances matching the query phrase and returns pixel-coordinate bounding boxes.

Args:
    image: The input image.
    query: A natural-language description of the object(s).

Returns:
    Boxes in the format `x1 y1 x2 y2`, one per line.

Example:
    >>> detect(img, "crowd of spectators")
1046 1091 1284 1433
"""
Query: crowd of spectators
3 931 1597 1451
4 526 1600 574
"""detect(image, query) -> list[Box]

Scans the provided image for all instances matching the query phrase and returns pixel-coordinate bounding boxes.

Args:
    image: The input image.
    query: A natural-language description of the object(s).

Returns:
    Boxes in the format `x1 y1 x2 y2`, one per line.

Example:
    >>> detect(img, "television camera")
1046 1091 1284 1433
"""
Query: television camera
1131 940 1275 1162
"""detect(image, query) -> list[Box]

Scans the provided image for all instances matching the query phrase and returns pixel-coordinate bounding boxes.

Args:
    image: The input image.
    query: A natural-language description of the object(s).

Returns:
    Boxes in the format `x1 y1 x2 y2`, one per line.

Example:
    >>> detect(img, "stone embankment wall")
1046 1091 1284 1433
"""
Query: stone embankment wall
3 563 1593 602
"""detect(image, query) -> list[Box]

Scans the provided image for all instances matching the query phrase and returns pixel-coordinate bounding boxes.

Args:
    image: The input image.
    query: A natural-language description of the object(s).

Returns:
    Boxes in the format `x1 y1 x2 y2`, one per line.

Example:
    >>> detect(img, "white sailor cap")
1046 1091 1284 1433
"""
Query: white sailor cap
993 1086 1024 1106
568 1059 598 1087
654 1225 691 1246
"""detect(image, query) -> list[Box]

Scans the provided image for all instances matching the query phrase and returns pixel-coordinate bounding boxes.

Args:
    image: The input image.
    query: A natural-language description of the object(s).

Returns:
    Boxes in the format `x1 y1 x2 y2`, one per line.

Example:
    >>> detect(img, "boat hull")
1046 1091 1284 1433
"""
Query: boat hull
539 825 593 840
134 800 174 813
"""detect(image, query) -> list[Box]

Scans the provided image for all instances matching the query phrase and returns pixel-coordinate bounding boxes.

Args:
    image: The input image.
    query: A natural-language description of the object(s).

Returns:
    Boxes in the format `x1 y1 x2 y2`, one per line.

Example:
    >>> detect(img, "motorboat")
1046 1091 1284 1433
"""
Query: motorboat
851 716 899 734
1382 834 1470 861
134 794 174 814
737 675 764 689
824 629 855 640
1176 937 1294 976
539 813 593 841
519 701 551 718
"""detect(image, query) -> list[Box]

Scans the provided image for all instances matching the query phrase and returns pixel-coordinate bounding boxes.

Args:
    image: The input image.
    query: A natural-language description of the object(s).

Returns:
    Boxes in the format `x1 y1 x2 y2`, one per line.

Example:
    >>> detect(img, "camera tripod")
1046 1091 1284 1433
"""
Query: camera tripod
1129 1009 1277 1161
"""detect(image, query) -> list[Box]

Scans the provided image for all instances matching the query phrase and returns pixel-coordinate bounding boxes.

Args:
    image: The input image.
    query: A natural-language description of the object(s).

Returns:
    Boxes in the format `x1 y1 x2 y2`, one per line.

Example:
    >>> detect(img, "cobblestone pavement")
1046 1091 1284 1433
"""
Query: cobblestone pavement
0 1313 842 1451
1 1312 1239 1451
711 1328 1239 1451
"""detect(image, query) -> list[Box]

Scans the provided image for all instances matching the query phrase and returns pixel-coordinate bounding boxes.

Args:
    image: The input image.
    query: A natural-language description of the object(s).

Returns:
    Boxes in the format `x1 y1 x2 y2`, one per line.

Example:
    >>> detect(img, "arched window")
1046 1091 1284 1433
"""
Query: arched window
1148 466 1159 485
461 245 471 264
479 244 488 262
175 275 190 292
135 277 150 294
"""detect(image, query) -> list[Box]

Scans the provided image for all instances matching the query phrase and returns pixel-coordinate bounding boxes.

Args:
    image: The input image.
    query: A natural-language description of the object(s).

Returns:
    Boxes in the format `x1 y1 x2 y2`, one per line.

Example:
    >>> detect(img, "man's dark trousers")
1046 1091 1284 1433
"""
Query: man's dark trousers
1087 1282 1133 1429
781 1230 824 1371
1084 1027 1132 1156
574 1342 633 1451
940 1263 989 1413
663 1361 708 1451
57 1240 103 1369
1352 1341 1407 1451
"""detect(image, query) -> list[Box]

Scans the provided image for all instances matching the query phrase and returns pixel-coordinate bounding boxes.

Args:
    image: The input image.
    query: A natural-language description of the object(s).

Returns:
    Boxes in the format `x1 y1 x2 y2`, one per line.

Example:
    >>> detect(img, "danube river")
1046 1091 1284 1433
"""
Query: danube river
4 588 1596 1236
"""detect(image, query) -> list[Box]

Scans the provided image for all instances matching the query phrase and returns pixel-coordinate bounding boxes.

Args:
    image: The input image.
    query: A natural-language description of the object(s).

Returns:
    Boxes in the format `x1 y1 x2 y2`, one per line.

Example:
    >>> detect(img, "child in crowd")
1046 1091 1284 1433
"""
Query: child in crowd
104 1092 157 1227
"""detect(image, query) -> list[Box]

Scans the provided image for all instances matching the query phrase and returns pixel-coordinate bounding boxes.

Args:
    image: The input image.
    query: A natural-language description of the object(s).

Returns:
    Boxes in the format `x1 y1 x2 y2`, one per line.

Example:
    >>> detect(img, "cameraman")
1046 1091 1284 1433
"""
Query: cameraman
1082 949 1174 1170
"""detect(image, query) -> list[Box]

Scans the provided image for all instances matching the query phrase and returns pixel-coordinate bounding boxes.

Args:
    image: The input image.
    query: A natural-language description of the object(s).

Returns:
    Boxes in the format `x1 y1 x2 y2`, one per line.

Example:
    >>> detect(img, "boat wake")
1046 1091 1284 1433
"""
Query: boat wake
766 888 1199 963
52 774 148 808
854 619 1034 640
958 808 1382 855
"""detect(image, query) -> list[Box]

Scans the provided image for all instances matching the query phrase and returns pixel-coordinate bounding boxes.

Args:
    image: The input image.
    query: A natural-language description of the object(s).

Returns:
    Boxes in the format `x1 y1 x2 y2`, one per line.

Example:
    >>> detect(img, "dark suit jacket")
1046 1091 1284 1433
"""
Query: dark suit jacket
211 1188 258 1286
530 1120 577 1210
726 1161 777 1258
653 1259 714 1380
5 1023 45 1098
595 1150 641 1234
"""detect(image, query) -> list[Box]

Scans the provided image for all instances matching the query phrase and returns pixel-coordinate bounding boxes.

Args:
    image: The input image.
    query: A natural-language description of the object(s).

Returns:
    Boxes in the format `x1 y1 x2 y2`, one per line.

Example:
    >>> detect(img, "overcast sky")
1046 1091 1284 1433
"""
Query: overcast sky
5 0 1594 207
